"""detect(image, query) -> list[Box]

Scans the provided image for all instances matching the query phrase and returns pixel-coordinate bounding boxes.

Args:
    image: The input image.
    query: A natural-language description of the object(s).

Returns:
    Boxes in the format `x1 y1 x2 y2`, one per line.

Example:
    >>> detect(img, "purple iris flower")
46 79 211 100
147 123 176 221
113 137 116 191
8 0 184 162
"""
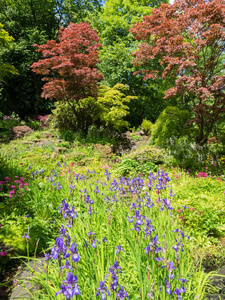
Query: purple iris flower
168 261 176 272
21 232 30 240
96 281 110 299
60 259 73 271
103 237 108 243
164 278 171 295
144 235 162 254
70 242 80 263
173 244 179 252
94 185 100 193
60 225 67 236
179 278 188 284
92 239 97 248
116 286 129 299
173 286 185 299
55 272 81 298
115 245 125 254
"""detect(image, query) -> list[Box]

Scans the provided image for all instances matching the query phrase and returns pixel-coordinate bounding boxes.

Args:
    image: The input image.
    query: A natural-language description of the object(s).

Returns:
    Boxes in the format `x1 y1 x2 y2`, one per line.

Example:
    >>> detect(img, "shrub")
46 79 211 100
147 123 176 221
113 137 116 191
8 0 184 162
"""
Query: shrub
116 145 165 176
151 106 192 147
0 111 20 130
164 136 225 173
52 84 136 134
141 119 152 135
52 100 80 132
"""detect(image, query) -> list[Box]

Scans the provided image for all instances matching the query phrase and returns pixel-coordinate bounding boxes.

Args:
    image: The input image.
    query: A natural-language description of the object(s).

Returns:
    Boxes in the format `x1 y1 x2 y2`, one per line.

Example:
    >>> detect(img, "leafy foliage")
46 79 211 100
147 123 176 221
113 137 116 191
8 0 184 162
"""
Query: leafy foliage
97 84 137 131
151 106 192 147
0 0 59 117
31 22 103 109
117 145 165 176
130 0 225 145
0 23 17 81
97 0 171 127
52 84 136 133
141 119 152 135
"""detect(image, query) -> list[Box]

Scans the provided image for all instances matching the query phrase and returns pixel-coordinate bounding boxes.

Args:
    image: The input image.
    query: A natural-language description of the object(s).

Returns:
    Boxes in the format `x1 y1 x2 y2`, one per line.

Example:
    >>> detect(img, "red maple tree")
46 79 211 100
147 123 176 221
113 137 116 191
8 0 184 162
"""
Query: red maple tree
130 0 225 145
31 22 103 102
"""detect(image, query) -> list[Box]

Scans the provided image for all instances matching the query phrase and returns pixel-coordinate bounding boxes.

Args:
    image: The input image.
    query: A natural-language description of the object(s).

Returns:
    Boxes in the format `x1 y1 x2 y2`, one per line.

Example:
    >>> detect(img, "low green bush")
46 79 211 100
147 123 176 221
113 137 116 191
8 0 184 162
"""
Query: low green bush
116 146 165 176
141 119 152 135
151 106 193 147
0 111 20 130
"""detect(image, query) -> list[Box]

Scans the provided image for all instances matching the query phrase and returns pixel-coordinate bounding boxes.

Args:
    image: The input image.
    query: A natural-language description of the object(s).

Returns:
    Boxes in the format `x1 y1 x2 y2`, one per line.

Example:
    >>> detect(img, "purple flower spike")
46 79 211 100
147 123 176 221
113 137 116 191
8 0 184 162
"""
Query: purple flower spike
116 286 129 299
115 245 125 255
96 281 110 299
55 272 81 298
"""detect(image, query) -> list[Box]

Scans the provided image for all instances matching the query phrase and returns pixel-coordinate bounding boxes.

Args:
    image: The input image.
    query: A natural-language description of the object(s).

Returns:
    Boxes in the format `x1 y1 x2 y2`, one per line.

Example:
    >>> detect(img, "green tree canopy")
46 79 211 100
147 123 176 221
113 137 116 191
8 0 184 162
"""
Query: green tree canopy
97 0 173 127
0 22 17 82
0 0 59 117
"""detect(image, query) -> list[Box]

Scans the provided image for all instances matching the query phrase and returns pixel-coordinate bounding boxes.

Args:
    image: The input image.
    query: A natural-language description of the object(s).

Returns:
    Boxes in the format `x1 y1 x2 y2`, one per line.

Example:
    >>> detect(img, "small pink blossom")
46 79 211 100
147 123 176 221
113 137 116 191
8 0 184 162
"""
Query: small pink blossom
205 167 208 169
0 251 7 256
214 163 216 167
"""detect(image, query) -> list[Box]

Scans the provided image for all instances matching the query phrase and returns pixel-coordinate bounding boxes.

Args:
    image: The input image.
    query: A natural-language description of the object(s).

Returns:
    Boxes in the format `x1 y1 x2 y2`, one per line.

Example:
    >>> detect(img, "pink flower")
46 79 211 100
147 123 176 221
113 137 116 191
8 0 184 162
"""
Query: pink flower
214 163 216 167
4 177 11 182
197 211 202 214
23 183 28 186
0 181 5 185
205 167 208 169
0 251 7 256
9 190 15 194
177 209 182 213
10 185 16 188
8 194 13 198
190 207 195 211
187 171 190 174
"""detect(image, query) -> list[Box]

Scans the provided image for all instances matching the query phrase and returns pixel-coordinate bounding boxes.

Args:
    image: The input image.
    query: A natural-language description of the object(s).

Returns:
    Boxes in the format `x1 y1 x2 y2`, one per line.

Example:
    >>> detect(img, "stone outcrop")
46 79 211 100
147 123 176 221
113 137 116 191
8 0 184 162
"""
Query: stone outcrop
11 126 33 139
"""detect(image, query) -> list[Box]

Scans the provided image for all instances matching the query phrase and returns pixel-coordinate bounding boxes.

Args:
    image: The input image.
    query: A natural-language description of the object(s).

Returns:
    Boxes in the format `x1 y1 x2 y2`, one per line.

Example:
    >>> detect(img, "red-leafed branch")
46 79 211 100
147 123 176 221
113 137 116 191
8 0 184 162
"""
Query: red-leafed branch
31 22 103 102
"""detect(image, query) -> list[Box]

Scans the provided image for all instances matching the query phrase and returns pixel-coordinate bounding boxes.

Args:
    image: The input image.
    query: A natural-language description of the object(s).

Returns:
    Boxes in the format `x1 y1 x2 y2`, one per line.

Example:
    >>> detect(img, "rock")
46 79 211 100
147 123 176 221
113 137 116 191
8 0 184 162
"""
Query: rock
54 147 68 154
206 265 225 299
10 257 45 299
94 144 112 158
139 129 145 136
11 126 33 139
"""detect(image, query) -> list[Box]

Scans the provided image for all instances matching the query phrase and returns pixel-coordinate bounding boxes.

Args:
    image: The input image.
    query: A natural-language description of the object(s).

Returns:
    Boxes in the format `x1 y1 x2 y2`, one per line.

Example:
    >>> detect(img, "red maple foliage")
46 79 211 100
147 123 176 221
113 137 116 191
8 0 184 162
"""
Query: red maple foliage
31 22 103 102
130 0 225 145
